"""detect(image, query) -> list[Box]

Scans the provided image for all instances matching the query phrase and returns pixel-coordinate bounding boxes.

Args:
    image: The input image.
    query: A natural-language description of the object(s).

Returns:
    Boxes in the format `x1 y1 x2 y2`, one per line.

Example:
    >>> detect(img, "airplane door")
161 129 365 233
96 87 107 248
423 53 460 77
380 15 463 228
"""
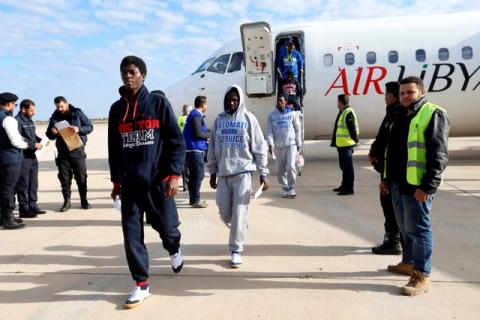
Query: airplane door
240 22 275 97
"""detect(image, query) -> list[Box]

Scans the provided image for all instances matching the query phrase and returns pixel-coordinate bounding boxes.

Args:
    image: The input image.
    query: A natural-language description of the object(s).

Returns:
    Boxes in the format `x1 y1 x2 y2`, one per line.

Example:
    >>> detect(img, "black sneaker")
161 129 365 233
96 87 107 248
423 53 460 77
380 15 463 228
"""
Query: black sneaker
332 186 343 192
19 211 38 218
338 190 354 196
30 208 47 214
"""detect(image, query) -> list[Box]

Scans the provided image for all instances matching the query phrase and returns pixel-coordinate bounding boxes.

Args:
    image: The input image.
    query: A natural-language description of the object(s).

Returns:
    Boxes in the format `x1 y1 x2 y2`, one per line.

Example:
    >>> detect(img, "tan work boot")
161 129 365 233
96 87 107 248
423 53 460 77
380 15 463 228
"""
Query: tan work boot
387 262 414 276
401 270 431 296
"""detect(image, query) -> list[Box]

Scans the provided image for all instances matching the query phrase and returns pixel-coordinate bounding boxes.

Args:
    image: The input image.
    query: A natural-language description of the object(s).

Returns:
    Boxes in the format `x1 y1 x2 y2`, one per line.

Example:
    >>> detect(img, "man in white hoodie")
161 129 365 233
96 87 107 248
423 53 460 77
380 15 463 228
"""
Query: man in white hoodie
208 85 269 268
267 95 302 198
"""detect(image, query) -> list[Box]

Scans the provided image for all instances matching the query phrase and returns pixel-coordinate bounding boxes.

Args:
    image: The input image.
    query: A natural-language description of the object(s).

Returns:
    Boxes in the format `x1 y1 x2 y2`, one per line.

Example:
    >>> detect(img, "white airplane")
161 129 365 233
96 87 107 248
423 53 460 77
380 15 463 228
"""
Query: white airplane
165 11 480 139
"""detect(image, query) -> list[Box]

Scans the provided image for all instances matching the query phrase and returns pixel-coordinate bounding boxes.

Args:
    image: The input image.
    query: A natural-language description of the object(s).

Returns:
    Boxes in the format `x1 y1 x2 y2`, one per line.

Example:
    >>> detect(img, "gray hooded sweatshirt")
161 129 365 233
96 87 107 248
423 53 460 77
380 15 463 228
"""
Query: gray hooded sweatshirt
207 85 269 177
266 108 302 149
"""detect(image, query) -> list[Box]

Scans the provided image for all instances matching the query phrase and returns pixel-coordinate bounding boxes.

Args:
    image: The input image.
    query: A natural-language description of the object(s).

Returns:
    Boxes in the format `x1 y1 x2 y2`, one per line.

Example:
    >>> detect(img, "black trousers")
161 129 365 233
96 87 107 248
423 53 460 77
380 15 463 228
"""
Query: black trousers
15 157 39 211
380 188 399 234
121 182 181 282
186 151 205 205
0 163 22 221
337 146 354 191
55 153 87 198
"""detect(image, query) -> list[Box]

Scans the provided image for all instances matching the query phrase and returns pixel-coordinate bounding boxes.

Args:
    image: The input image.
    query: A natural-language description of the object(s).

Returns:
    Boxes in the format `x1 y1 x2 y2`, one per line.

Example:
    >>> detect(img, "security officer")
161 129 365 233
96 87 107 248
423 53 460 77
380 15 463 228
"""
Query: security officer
15 99 46 218
46 96 93 212
368 82 402 255
0 92 28 229
330 94 359 195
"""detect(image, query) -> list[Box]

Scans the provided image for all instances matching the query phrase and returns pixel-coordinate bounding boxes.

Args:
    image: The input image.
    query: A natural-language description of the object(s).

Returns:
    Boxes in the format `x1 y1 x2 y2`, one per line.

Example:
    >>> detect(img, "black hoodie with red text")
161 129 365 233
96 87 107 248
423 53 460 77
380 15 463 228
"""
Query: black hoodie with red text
108 85 185 187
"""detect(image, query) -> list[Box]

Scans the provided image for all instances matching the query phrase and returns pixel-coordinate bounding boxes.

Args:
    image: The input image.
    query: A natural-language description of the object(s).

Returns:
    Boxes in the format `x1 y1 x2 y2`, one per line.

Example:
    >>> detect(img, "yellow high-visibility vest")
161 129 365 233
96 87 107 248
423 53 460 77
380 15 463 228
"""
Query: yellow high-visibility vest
335 108 359 147
406 102 445 185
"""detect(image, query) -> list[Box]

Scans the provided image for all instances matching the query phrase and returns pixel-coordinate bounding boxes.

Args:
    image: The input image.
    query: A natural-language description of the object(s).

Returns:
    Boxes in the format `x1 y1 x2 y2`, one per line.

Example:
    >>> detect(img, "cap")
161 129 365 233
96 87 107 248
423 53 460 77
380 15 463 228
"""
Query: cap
0 92 18 103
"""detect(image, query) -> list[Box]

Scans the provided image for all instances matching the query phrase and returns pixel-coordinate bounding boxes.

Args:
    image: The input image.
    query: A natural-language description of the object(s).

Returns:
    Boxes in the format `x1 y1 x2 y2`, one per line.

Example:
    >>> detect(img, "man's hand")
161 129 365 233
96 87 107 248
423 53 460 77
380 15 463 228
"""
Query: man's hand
260 175 269 191
35 143 43 150
210 173 217 189
414 188 429 202
164 178 178 198
300 100 304 107
368 153 378 166
268 146 273 156
111 183 121 200
379 181 389 195
70 126 80 133
51 127 58 135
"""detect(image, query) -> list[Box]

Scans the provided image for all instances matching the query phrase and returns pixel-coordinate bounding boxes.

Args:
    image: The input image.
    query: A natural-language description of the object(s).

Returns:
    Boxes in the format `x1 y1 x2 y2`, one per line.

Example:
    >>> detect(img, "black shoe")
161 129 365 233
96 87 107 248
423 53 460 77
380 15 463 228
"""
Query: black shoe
81 201 91 209
19 211 38 218
60 200 71 212
372 233 402 255
3 218 26 229
338 190 354 196
332 186 343 192
30 208 47 214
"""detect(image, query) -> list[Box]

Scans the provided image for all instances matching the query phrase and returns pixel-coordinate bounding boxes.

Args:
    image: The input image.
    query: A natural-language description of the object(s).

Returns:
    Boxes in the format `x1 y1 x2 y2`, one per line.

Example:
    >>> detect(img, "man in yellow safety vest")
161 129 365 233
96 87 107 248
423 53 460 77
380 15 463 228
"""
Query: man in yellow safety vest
380 76 450 296
330 94 359 195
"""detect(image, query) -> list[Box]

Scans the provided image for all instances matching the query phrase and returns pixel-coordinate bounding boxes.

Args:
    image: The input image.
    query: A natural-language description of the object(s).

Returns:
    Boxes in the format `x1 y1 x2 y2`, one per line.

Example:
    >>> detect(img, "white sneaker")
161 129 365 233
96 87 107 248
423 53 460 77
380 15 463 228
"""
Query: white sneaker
170 249 183 273
124 285 150 309
231 252 242 269
288 188 297 198
281 189 289 198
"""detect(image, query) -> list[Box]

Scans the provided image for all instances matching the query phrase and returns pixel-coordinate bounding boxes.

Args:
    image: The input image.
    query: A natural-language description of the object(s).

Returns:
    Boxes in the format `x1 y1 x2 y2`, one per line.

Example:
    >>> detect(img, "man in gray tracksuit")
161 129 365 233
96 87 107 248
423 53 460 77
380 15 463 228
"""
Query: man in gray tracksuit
267 95 302 198
208 85 269 268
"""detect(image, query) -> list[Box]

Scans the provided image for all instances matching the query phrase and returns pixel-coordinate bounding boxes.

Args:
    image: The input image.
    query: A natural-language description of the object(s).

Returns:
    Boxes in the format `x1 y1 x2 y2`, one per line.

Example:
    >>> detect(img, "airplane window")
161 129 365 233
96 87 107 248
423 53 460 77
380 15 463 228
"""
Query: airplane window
193 57 215 74
366 52 376 64
438 48 449 61
228 52 244 73
324 54 333 66
207 54 230 74
388 50 398 63
345 53 355 65
462 46 473 60
416 49 426 62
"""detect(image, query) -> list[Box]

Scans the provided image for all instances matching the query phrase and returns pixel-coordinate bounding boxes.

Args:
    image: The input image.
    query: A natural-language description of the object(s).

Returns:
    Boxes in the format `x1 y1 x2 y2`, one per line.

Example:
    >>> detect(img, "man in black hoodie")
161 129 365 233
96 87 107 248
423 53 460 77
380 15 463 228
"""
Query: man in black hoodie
108 55 185 309
46 96 93 211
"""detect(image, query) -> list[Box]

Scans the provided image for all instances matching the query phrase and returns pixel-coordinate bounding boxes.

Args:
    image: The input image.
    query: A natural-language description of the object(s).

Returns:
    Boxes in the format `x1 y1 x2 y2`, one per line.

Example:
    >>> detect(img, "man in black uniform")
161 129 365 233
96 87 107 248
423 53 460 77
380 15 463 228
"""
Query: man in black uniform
46 96 93 212
0 92 28 229
369 82 402 255
15 99 46 218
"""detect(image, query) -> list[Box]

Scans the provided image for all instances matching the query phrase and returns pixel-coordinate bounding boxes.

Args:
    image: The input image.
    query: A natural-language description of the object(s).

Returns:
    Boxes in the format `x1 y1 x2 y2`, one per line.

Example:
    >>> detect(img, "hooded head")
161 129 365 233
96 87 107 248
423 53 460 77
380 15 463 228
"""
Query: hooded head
223 84 245 115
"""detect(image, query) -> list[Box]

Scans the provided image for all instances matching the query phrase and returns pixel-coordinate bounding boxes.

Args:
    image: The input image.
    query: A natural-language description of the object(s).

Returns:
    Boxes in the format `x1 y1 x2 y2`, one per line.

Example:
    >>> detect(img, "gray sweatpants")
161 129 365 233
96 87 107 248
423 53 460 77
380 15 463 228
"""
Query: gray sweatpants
275 145 297 190
216 172 252 252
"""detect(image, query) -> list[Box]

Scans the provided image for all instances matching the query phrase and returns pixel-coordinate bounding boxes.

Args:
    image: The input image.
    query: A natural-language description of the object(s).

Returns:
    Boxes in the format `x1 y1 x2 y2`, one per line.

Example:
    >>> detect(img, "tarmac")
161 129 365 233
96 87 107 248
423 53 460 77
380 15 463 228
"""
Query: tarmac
1 124 479 320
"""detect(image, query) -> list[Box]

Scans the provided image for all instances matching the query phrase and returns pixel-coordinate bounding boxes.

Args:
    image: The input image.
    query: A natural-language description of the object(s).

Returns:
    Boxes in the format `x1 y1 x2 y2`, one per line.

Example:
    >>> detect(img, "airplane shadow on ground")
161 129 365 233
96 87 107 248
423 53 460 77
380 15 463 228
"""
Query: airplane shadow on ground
0 242 404 308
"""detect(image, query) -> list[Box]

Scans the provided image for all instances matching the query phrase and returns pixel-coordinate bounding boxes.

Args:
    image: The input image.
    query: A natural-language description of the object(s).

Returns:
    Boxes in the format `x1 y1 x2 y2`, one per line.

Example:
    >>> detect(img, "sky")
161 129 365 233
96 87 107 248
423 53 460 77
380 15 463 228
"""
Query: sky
1 0 479 120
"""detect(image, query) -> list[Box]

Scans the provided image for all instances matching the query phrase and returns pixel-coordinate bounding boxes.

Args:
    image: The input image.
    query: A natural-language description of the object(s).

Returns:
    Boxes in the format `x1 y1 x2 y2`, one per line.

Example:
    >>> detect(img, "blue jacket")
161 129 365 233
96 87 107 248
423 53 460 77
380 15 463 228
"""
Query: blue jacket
46 105 93 156
108 85 186 187
184 108 207 151
16 112 41 159
277 46 304 79
0 109 23 165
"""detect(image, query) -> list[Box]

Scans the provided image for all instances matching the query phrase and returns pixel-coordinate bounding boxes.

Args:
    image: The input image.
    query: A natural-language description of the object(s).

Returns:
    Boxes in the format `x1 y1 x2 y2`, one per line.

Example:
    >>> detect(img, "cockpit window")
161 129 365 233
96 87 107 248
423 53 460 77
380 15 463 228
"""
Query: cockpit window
193 57 215 74
228 52 244 73
207 54 230 74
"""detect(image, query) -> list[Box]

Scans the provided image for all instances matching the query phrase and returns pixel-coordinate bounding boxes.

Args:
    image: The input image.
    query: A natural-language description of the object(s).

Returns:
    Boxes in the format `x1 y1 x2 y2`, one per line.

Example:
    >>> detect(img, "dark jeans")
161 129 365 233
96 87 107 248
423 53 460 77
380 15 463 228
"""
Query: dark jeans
337 147 354 191
186 151 205 205
15 157 39 211
55 153 87 198
121 182 181 281
391 181 434 274
380 191 399 234
181 157 189 191
0 163 22 221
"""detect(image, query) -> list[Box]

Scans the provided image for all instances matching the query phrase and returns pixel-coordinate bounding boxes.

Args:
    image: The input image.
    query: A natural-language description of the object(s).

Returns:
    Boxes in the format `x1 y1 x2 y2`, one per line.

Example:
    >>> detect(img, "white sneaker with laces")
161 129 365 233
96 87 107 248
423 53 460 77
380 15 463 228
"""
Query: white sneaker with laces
288 188 297 198
281 189 289 198
124 285 150 309
170 249 184 273
231 252 242 269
